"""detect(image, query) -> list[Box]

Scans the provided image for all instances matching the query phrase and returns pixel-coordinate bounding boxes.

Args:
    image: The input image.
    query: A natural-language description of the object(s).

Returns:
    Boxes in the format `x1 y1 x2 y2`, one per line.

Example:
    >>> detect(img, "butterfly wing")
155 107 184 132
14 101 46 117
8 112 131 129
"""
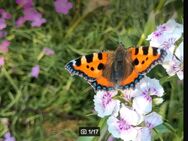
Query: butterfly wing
119 46 167 89
65 51 115 91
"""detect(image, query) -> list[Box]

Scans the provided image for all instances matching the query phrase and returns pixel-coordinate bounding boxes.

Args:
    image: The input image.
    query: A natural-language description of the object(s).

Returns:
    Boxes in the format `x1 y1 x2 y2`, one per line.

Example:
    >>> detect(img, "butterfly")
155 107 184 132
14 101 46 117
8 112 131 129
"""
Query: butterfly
65 44 167 92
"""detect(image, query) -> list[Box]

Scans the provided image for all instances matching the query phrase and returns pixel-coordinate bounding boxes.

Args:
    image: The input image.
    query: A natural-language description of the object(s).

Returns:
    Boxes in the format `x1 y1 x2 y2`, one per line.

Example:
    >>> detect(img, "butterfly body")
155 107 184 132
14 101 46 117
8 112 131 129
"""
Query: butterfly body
65 45 166 92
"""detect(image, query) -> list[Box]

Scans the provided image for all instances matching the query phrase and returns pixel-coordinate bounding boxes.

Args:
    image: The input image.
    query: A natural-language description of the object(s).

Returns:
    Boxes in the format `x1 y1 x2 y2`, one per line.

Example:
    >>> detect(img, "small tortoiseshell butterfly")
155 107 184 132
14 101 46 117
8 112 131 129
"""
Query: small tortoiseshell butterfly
65 44 166 91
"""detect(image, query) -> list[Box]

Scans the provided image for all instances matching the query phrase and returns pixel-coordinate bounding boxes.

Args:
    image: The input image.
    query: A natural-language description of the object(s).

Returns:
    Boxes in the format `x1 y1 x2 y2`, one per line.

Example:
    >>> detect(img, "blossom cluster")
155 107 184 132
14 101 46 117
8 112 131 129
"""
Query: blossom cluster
16 0 47 27
94 77 163 141
93 19 183 141
147 19 183 80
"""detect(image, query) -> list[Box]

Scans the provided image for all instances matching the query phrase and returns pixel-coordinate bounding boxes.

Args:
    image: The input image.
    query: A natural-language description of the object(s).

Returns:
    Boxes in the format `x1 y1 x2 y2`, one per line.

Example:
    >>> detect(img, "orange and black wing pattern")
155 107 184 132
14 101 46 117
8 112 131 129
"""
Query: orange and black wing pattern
119 46 167 89
65 51 116 91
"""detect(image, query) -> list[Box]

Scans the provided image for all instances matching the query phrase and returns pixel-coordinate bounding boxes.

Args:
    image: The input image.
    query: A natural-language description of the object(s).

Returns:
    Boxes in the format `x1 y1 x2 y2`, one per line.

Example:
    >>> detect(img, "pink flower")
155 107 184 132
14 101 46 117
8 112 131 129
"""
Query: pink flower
43 48 55 56
16 4 46 27
107 136 115 141
0 40 10 53
54 0 73 14
23 7 47 27
16 0 33 7
0 9 11 19
16 16 26 27
31 65 40 78
31 16 46 27
0 57 4 66
0 30 7 38
0 18 6 30
4 132 16 141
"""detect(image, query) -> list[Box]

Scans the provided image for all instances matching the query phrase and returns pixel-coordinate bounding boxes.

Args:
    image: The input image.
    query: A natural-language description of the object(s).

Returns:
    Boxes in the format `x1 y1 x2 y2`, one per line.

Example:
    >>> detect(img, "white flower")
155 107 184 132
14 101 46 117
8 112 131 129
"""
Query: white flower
107 104 143 141
136 127 151 141
132 77 164 114
120 105 144 126
133 95 152 115
147 19 183 50
147 19 183 80
135 112 163 141
162 48 183 80
144 112 163 129
175 41 183 61
121 88 139 101
93 91 120 118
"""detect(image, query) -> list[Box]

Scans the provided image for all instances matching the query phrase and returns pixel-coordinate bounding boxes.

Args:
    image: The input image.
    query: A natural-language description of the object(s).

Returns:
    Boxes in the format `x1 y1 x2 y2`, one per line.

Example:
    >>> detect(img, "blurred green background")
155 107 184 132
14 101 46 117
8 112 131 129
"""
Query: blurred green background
0 0 183 141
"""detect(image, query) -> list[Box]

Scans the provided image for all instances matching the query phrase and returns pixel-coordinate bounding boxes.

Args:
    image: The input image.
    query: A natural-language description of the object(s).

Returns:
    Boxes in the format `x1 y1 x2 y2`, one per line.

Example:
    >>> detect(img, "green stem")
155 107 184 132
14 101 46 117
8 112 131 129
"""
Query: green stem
65 14 88 38
1 67 23 113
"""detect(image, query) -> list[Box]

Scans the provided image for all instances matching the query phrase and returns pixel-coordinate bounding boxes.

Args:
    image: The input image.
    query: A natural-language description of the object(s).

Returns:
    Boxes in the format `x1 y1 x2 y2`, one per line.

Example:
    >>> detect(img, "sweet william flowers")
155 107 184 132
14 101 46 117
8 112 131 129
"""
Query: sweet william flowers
54 0 73 14
16 0 46 27
107 105 143 141
0 8 11 30
93 91 120 118
43 48 55 56
92 65 166 141
147 19 183 80
31 65 40 78
0 40 10 53
93 76 164 141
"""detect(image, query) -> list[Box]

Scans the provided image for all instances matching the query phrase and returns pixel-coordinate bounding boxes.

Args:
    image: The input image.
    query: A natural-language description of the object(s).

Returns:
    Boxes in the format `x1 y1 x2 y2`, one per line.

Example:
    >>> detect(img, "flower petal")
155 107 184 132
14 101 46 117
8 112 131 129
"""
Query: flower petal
31 65 40 78
120 105 144 126
0 40 10 53
120 126 138 141
137 77 164 97
43 48 55 56
0 57 4 66
144 112 163 128
136 127 151 141
175 41 183 62
177 70 183 80
107 116 121 138
54 0 73 14
133 95 152 115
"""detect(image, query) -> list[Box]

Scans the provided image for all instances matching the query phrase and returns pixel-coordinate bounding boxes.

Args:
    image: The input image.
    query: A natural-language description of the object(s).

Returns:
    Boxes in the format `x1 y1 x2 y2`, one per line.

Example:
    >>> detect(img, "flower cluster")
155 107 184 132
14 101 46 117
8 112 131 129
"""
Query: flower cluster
147 19 183 80
16 0 47 27
94 77 163 141
93 19 183 141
